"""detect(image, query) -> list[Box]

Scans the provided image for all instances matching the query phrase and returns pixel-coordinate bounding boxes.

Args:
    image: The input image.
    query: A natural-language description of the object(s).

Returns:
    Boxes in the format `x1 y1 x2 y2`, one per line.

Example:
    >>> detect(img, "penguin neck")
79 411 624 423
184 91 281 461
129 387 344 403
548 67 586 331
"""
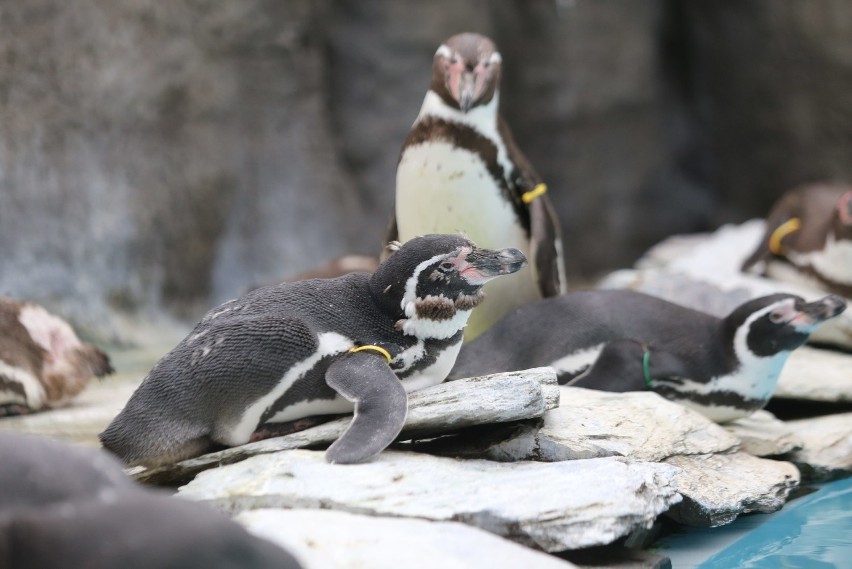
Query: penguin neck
725 311 790 382
416 90 500 134
398 310 473 340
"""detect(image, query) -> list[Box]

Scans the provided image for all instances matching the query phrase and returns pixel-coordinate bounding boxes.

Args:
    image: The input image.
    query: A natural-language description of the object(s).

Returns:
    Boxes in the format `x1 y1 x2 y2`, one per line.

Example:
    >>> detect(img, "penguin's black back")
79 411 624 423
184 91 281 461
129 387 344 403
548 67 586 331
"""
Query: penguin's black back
101 272 417 463
452 290 729 379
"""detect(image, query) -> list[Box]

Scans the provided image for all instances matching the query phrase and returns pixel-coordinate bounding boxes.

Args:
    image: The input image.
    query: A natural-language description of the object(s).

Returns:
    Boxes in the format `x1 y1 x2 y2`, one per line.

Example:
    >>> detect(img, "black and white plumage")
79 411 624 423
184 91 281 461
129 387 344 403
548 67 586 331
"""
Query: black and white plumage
450 290 846 422
100 235 526 466
388 32 566 340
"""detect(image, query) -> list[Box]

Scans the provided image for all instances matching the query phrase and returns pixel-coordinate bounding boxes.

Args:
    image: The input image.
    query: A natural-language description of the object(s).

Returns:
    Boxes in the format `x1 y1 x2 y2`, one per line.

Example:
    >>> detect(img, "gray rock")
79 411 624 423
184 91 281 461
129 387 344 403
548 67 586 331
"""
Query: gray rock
180 450 683 552
664 452 800 527
238 508 579 569
774 347 852 403
724 411 802 457
407 387 740 463
781 412 852 482
134 368 558 485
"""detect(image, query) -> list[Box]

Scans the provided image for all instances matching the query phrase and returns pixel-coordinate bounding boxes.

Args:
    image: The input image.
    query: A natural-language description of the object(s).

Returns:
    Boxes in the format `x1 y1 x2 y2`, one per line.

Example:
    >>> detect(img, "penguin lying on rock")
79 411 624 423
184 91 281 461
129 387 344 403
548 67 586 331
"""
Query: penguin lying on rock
0 297 113 416
450 290 845 422
100 235 526 467
742 183 852 298
388 32 566 340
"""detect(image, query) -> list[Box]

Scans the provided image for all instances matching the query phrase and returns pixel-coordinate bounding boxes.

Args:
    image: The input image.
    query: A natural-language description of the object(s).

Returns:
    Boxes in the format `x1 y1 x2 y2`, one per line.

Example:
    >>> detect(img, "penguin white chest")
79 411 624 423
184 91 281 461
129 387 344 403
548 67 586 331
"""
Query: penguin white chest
396 141 528 249
396 339 463 392
396 141 538 338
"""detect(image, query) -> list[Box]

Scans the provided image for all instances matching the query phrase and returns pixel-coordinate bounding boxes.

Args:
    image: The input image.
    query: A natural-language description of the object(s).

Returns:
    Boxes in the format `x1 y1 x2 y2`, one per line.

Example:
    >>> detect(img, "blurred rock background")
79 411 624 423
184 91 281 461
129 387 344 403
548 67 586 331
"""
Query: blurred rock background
1 0 851 344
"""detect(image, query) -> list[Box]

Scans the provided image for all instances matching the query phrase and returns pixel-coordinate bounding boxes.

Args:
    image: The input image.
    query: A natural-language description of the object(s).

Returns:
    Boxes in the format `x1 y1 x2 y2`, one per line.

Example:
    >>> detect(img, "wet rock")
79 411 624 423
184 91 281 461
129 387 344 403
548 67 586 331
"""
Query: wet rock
600 221 852 350
134 368 558 485
774 347 852 403
180 450 682 552
724 410 802 457
664 452 800 527
781 412 852 482
238 508 579 569
406 387 740 463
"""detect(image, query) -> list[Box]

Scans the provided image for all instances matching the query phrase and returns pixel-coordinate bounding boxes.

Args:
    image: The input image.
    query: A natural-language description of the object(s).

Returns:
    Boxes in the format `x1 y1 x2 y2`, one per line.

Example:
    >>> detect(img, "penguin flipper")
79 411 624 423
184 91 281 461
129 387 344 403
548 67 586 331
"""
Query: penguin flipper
741 191 804 272
497 116 567 296
740 217 786 273
324 352 408 464
530 194 568 296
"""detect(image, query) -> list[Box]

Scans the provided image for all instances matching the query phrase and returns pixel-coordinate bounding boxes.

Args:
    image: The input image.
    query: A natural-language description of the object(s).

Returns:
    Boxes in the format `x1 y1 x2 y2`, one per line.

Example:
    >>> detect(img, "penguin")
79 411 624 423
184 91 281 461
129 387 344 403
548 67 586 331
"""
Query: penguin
450 290 846 423
100 234 526 467
741 183 852 298
0 297 113 416
0 433 302 569
0 432 135 516
388 32 567 340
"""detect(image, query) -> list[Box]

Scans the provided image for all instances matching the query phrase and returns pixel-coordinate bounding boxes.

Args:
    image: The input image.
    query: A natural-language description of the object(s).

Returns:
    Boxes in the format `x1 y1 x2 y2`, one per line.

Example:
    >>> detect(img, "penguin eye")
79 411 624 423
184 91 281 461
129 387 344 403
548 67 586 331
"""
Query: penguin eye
769 311 786 324
450 56 459 65
483 60 491 68
439 261 454 271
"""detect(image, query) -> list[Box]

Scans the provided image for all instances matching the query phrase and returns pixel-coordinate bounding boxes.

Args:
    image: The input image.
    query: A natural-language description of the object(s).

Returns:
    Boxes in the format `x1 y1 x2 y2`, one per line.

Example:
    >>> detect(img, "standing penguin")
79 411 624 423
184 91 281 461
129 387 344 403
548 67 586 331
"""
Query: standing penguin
100 235 526 467
741 183 852 298
389 32 566 340
450 290 845 422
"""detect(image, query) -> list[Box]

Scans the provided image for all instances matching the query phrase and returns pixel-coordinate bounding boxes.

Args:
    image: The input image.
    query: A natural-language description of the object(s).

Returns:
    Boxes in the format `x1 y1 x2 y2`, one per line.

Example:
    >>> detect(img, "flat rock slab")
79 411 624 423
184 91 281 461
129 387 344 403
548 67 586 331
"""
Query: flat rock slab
725 410 803 457
135 368 558 485
180 450 682 552
238 508 579 569
664 452 800 527
407 387 740 463
774 346 852 403
600 220 852 350
781 412 852 481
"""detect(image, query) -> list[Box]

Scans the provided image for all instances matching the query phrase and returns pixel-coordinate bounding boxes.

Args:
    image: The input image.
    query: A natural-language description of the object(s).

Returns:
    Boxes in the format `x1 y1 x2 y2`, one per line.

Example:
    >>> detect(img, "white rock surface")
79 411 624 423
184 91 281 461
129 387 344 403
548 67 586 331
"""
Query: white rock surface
135 368 557 485
783 412 852 481
239 508 579 569
537 388 740 462
600 220 852 349
408 387 740 463
664 452 800 527
774 346 852 402
180 449 683 552
725 410 803 457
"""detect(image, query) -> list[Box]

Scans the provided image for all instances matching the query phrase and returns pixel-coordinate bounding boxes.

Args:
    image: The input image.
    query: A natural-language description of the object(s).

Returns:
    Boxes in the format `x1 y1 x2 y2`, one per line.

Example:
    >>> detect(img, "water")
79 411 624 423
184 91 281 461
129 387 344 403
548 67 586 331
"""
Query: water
658 477 852 568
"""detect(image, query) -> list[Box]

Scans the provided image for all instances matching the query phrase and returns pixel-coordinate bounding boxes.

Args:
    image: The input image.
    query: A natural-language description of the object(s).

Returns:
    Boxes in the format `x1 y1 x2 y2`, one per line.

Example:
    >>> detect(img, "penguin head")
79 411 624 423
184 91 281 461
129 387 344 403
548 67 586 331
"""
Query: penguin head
432 33 502 113
725 293 847 357
371 234 527 338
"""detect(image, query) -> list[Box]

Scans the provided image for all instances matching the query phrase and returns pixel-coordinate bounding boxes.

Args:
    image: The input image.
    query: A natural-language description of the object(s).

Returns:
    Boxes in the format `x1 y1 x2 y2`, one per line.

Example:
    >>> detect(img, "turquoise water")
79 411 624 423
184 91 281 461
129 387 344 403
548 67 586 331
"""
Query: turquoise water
658 477 852 568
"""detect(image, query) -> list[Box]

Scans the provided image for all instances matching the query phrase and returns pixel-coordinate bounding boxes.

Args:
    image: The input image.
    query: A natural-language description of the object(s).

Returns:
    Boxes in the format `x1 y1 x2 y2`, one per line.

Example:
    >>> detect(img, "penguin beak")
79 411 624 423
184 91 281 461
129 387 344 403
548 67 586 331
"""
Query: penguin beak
458 72 476 113
459 247 527 284
791 295 846 328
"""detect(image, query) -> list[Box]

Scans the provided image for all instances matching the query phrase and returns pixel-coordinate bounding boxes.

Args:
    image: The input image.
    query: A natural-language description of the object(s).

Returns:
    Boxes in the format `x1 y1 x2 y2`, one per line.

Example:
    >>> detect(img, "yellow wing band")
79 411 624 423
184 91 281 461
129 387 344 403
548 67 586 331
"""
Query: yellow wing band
349 345 392 363
768 217 801 255
521 183 548 204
